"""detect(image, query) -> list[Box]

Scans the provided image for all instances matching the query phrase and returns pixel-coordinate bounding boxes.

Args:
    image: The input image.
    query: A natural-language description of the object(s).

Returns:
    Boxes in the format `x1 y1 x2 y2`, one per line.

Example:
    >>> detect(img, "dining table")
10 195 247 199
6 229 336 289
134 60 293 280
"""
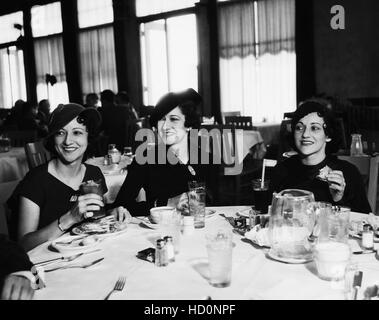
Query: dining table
0 147 28 183
27 206 379 300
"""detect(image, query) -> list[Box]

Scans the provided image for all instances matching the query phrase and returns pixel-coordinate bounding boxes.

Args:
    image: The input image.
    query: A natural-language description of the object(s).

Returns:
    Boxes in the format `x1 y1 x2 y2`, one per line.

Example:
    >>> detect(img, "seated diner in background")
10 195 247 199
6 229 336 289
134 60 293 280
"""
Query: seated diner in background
270 98 371 213
110 88 219 216
7 103 129 251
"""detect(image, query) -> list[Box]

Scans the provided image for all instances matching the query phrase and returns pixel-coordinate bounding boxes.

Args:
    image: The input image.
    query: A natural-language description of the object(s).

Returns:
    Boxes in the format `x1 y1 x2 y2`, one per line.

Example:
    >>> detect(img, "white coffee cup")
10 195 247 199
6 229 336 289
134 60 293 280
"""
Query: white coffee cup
149 206 176 224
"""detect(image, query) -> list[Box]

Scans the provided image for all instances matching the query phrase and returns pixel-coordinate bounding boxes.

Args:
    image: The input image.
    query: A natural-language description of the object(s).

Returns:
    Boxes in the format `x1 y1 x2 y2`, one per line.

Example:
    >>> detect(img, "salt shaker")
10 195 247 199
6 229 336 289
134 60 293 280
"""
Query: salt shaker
164 236 175 263
362 224 374 249
155 239 168 267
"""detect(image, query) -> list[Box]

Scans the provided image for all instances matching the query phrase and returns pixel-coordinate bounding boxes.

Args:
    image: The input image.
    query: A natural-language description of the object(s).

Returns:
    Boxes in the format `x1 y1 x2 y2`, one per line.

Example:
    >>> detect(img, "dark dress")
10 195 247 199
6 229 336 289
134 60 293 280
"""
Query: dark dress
7 163 107 240
110 145 219 216
270 154 372 213
0 234 32 281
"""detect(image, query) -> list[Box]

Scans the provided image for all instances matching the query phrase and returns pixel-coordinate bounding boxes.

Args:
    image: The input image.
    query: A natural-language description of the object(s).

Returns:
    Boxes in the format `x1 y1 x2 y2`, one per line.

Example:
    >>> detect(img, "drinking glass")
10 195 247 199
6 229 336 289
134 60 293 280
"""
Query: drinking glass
252 179 271 214
206 229 233 288
157 208 182 254
188 181 206 229
319 206 351 243
0 136 11 152
79 179 105 219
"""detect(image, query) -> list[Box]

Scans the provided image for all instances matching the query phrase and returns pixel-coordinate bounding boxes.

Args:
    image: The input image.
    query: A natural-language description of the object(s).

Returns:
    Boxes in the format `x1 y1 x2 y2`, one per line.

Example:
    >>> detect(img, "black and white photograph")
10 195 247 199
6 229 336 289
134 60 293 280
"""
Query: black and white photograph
0 0 379 306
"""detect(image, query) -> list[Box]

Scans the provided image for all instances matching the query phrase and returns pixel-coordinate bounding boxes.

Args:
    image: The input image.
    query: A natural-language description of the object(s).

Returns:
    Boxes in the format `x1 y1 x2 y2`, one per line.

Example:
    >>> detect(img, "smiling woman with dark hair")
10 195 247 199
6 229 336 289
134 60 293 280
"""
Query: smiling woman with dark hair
111 88 219 216
270 98 371 213
8 104 130 251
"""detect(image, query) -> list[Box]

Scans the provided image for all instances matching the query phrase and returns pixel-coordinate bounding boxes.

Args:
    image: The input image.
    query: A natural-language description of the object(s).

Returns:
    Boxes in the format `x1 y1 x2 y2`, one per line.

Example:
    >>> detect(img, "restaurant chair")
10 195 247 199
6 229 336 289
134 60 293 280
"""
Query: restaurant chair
0 203 8 235
25 141 51 170
225 116 255 130
0 179 20 237
277 119 294 160
338 155 379 214
222 111 240 124
6 130 38 147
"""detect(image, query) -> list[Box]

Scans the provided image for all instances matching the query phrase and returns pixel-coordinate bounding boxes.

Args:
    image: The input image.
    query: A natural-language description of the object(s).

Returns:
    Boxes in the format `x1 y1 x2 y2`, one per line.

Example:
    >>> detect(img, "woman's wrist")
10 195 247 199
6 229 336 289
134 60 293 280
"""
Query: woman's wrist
58 212 75 232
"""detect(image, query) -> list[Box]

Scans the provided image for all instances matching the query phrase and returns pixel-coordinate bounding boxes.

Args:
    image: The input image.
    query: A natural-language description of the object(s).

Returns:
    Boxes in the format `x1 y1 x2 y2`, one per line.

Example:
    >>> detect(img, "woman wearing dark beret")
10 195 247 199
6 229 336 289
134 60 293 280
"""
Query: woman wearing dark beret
8 103 129 251
111 88 219 216
270 98 371 213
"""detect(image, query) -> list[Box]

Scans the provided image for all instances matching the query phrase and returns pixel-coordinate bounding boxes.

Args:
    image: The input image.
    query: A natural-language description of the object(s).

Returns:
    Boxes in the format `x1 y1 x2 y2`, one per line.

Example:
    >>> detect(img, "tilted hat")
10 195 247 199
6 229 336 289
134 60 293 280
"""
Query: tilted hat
150 88 202 128
47 103 102 137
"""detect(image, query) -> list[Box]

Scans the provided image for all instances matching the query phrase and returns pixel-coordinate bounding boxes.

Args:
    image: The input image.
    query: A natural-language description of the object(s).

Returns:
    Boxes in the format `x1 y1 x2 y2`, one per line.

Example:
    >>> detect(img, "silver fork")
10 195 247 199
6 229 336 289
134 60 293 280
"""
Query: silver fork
104 276 126 300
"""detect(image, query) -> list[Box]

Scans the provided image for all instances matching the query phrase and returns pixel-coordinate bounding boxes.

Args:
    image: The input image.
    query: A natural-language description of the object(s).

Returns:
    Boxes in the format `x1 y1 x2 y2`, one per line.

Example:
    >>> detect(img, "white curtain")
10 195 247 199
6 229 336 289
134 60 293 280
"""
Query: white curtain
79 26 117 99
34 36 69 109
0 47 27 108
219 0 296 123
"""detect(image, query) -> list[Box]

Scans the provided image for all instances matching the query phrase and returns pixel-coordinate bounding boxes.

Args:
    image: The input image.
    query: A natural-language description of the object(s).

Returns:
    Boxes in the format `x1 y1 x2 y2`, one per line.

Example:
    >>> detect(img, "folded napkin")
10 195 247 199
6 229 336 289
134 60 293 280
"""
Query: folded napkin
244 225 270 247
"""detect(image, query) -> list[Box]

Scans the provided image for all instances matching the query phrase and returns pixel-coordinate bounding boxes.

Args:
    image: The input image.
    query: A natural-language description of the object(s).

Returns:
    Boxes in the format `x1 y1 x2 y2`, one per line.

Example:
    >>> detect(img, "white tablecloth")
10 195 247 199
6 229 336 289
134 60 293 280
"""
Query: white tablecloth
0 147 28 183
28 207 379 300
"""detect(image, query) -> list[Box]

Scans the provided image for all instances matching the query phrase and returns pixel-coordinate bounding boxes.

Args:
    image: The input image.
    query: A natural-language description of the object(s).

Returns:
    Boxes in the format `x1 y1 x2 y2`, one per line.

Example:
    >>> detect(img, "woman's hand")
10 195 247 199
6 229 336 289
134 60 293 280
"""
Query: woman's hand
108 206 132 222
168 192 189 214
326 170 346 202
70 193 104 223
1 275 34 300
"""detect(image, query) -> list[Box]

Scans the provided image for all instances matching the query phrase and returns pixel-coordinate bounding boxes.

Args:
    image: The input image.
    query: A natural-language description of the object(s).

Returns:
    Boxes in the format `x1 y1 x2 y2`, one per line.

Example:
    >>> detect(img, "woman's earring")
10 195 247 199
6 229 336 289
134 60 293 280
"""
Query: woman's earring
326 137 331 142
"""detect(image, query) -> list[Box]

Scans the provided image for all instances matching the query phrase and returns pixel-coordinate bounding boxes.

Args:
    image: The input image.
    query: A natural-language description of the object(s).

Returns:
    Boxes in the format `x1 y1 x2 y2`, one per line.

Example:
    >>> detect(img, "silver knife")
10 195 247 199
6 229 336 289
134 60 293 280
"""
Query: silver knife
353 249 377 255
353 271 363 300
34 248 102 266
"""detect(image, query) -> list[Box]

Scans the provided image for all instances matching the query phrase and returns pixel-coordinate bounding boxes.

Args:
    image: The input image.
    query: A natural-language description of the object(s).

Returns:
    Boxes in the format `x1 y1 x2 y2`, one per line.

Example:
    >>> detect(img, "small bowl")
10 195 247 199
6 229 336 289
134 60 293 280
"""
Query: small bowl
150 206 175 224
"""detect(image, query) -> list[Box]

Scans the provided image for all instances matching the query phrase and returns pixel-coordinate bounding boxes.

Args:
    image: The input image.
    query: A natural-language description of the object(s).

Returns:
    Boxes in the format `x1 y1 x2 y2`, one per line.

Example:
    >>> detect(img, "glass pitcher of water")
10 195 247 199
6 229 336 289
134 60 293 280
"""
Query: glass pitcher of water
268 189 316 261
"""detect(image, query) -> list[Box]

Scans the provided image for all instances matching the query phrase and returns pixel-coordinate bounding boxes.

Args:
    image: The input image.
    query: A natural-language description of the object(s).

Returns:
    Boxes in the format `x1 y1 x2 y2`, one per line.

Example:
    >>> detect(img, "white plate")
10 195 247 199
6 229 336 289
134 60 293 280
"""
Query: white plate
51 235 101 254
205 209 216 218
267 249 313 264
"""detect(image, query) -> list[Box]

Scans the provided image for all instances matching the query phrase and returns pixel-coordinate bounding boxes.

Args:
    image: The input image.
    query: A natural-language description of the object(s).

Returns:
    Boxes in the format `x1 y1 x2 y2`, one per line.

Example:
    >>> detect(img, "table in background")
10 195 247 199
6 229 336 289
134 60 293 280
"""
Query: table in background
85 157 128 204
0 147 28 183
28 207 379 300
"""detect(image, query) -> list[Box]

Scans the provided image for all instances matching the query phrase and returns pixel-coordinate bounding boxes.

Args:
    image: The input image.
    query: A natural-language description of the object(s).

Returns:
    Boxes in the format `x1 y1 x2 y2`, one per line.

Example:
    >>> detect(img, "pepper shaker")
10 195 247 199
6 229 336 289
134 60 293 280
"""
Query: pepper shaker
362 224 374 250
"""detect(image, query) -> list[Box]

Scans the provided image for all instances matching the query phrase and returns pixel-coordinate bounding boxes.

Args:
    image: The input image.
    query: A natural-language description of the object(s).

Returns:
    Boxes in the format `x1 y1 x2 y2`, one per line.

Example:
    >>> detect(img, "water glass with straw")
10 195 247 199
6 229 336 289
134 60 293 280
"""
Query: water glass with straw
252 159 277 214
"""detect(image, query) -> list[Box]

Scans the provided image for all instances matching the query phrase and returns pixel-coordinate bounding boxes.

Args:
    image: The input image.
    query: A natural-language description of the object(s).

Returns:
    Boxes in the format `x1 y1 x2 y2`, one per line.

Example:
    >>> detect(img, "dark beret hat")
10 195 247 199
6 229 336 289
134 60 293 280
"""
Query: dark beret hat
150 88 202 127
47 103 102 137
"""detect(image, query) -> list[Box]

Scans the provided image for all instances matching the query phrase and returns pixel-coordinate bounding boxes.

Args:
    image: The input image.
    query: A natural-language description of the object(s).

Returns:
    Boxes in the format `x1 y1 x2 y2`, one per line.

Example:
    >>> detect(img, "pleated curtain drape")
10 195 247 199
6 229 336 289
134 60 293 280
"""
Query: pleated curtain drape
79 26 118 99
218 0 296 123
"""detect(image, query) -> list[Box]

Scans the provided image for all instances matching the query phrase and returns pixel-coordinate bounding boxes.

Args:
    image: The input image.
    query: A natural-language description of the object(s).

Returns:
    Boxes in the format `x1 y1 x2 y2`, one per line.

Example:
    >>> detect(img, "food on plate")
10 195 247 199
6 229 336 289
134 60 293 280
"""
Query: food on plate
317 165 332 181
73 216 127 235
80 236 98 246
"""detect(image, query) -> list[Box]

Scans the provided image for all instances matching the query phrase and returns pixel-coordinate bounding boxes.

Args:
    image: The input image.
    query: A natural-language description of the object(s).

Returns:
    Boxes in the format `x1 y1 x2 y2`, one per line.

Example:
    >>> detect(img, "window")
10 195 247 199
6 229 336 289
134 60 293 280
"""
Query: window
140 14 198 105
137 0 199 17
32 2 68 110
218 0 296 123
79 27 117 98
0 12 23 44
0 46 27 108
77 0 113 28
77 0 117 100
31 2 62 37
0 11 26 108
